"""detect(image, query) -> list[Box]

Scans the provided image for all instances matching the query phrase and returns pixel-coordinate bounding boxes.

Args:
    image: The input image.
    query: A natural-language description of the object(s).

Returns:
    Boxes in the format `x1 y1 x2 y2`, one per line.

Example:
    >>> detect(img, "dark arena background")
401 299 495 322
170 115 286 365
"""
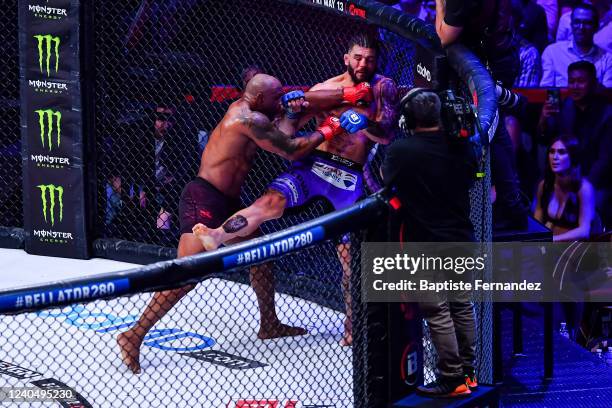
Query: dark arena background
1 0 611 407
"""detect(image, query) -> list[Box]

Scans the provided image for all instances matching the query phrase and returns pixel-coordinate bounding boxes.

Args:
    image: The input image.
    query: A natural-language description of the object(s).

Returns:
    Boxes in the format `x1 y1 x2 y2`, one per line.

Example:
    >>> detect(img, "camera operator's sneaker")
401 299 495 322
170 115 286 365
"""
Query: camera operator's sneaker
416 376 471 398
464 367 478 390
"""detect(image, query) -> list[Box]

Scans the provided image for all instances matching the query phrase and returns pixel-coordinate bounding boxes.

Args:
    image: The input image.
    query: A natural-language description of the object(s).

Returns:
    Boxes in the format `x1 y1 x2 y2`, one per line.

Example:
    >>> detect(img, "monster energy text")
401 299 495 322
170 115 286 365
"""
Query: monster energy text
34 34 60 77
32 230 74 241
38 184 64 227
28 80 67 94
35 109 61 151
28 5 68 19
30 155 70 168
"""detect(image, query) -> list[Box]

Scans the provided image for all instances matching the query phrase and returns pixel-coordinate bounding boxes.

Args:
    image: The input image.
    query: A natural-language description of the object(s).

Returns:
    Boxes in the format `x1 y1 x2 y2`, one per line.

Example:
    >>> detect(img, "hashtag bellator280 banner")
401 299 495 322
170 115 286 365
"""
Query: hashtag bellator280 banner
19 1 88 258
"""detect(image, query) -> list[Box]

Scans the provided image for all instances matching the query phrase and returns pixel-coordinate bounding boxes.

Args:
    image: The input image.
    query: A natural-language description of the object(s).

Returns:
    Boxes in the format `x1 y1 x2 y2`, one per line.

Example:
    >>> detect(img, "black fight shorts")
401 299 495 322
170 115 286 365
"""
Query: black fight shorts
178 177 242 234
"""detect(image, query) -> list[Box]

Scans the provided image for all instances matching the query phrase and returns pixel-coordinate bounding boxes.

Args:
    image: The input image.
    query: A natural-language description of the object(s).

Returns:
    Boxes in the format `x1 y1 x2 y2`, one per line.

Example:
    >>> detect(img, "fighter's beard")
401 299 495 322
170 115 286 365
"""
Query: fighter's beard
347 64 374 84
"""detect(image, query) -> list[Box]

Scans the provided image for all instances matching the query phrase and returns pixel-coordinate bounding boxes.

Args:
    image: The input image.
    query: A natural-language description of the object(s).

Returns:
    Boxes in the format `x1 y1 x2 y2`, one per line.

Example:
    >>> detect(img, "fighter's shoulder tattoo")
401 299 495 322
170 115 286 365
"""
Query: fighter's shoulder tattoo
238 111 273 131
378 77 399 105
368 77 399 136
238 112 302 153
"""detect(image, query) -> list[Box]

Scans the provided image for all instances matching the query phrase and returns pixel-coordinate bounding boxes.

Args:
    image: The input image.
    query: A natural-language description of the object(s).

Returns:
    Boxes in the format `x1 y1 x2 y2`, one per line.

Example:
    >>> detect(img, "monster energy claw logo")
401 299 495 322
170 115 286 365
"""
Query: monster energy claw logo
35 109 61 150
34 34 60 77
38 184 64 226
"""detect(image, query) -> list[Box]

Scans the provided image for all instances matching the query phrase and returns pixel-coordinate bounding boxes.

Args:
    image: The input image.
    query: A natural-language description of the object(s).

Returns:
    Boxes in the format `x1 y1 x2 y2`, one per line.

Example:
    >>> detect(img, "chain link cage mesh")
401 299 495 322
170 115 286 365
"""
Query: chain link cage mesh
0 229 366 407
0 0 22 230
94 0 414 248
0 0 494 405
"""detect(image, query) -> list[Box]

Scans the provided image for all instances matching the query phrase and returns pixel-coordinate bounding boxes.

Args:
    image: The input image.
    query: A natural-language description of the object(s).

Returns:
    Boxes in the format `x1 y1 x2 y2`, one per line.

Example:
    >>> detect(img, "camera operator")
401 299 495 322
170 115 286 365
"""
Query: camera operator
435 0 529 230
382 89 477 398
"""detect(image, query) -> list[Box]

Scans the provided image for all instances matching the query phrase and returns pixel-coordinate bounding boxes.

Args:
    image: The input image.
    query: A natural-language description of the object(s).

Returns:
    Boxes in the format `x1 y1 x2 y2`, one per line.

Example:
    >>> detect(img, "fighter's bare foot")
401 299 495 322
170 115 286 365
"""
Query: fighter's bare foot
117 330 143 374
258 323 308 340
192 223 222 251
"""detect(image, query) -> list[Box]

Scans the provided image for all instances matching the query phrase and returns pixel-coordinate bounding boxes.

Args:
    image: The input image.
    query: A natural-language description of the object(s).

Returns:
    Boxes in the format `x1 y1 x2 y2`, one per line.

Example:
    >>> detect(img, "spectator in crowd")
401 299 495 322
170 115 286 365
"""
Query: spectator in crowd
152 102 198 236
153 105 175 230
421 0 436 24
533 134 600 345
556 0 611 53
100 112 154 241
534 134 596 241
540 3 612 87
392 0 434 20
538 61 612 228
105 175 124 226
536 0 559 40
515 36 543 87
512 0 549 53
104 172 148 238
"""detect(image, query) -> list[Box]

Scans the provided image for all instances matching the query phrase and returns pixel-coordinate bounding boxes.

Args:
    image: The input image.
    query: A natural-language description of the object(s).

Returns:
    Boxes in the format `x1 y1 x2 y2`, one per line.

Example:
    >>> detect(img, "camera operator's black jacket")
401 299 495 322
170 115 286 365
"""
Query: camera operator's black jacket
382 131 476 242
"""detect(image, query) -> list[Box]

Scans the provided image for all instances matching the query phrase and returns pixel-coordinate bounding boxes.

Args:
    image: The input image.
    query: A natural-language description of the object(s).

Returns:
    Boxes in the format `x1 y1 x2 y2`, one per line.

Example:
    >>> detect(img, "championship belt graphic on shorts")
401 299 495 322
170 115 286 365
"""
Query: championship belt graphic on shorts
311 162 357 191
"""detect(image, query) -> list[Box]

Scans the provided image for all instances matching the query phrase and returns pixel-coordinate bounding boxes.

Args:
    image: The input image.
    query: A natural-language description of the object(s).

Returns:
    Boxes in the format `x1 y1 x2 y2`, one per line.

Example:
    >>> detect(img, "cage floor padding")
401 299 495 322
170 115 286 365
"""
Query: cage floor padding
0 249 352 407
499 307 612 408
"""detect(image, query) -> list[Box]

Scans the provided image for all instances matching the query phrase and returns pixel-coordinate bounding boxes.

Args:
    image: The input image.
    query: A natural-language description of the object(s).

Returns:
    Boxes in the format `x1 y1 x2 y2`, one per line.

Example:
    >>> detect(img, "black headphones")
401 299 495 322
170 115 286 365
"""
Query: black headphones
398 87 429 133
399 88 477 142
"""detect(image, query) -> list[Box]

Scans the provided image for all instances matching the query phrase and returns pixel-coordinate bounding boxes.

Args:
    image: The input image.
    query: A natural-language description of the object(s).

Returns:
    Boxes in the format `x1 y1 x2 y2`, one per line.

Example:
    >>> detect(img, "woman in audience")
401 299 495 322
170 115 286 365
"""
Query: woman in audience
534 134 596 241
534 134 602 346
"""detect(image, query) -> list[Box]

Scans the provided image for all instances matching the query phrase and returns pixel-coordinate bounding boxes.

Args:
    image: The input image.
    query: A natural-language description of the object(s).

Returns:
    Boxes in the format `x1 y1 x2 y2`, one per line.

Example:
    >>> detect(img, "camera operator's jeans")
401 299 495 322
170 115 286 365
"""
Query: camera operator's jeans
419 295 476 379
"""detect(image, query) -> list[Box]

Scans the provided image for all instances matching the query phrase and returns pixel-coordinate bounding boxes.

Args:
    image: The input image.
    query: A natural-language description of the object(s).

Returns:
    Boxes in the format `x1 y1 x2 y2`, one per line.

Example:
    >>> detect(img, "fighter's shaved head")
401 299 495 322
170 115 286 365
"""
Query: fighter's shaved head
243 74 284 118
245 74 282 96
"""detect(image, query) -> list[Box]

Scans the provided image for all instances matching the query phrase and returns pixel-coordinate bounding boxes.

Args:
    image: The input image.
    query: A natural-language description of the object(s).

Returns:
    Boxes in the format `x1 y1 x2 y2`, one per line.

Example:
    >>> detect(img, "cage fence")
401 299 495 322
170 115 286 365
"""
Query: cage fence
0 224 370 407
0 0 497 405
0 0 21 230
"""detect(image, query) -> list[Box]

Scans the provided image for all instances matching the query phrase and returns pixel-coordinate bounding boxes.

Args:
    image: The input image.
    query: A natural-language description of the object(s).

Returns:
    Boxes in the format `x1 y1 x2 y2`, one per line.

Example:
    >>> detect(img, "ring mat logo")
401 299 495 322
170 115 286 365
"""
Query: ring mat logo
37 184 64 226
33 34 60 77
35 109 62 151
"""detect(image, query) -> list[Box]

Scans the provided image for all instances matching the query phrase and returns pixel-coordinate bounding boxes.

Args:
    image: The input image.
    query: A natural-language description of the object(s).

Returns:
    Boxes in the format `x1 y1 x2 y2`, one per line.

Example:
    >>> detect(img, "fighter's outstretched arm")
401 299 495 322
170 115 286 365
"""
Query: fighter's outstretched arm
237 110 368 161
303 82 374 113
237 111 325 161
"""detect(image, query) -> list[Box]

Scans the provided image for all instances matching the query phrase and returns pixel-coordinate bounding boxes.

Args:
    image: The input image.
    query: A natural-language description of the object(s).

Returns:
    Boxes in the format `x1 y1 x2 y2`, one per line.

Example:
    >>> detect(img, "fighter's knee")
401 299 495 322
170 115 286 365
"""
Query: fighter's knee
257 191 286 219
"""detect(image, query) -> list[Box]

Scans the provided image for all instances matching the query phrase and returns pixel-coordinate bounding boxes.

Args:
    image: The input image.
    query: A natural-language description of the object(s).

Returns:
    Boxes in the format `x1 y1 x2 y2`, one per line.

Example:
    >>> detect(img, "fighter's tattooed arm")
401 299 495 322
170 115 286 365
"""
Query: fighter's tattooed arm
222 215 248 233
238 112 325 160
364 78 399 145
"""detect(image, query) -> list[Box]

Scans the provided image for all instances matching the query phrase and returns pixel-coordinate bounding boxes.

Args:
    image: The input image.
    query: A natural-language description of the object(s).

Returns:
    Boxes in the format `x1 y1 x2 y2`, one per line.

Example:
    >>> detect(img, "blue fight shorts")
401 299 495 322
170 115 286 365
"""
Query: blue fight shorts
268 150 364 211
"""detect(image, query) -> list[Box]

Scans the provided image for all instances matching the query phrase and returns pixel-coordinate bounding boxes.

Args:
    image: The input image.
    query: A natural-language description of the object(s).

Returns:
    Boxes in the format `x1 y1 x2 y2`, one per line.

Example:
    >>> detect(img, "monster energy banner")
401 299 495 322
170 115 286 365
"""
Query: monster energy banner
19 1 88 258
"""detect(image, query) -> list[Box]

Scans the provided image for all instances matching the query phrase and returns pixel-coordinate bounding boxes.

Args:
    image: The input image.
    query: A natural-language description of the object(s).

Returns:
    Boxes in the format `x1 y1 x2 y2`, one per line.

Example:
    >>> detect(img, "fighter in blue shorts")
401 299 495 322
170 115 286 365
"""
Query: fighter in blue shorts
269 146 364 210
193 33 399 346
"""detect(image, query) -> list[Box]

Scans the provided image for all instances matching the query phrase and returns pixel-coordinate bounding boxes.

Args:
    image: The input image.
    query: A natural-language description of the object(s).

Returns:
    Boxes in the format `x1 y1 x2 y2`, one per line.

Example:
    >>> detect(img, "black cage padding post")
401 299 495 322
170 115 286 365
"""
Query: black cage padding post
446 43 498 143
